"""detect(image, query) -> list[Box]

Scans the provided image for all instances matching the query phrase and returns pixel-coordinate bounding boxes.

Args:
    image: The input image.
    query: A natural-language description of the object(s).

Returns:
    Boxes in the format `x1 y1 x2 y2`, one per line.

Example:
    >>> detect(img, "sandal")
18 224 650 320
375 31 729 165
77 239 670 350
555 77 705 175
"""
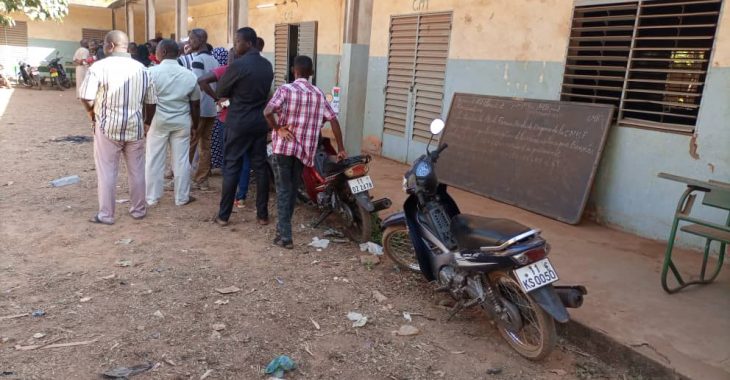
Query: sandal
89 215 113 225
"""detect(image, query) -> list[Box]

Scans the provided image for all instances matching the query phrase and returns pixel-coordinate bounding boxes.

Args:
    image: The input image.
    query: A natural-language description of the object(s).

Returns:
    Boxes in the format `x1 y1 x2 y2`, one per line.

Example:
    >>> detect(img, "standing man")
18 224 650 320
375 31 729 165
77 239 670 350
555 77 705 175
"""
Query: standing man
187 29 219 190
214 27 272 226
264 56 347 248
145 39 201 206
72 39 90 96
79 30 156 225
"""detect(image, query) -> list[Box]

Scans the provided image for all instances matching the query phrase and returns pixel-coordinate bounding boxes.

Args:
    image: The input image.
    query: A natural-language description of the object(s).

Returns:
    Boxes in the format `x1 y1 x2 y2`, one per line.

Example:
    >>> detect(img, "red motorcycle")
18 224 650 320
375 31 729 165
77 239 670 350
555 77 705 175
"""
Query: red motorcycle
267 137 391 242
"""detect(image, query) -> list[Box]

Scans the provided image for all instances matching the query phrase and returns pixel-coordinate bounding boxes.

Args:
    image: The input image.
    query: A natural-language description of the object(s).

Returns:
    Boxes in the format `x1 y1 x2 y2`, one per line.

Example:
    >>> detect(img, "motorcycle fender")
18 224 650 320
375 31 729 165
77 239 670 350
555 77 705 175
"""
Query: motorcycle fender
529 285 570 323
404 195 437 281
354 192 375 213
381 212 406 228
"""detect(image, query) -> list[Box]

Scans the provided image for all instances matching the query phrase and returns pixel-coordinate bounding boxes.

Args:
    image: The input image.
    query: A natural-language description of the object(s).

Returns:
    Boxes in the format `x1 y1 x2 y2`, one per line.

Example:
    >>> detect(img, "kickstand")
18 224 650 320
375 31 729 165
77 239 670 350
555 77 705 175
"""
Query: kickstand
446 300 465 321
311 210 333 228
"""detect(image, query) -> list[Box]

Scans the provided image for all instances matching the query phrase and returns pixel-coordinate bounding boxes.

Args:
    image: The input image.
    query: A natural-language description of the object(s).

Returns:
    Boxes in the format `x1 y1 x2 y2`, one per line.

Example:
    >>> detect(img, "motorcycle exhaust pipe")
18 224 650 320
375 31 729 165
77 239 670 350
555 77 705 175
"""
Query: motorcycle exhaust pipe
554 285 587 308
372 198 392 212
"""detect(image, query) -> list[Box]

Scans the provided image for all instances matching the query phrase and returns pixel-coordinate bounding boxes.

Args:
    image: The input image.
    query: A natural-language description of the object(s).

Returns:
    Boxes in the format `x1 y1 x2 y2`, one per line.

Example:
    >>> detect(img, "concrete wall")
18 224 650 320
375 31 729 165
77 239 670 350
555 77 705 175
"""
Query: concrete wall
361 0 730 250
249 0 345 94
363 0 571 153
1 5 113 68
156 0 229 46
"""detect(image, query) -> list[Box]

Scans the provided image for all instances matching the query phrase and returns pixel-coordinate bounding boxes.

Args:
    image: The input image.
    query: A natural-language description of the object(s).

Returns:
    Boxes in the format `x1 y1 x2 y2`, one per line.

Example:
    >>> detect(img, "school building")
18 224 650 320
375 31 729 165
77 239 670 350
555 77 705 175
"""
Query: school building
2 0 728 250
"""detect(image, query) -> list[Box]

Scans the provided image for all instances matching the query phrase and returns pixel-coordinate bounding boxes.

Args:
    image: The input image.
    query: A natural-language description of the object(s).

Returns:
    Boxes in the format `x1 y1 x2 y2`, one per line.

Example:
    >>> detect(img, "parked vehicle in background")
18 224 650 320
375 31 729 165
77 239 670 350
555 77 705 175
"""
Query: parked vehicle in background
46 53 72 90
267 136 391 243
17 61 41 90
382 119 588 360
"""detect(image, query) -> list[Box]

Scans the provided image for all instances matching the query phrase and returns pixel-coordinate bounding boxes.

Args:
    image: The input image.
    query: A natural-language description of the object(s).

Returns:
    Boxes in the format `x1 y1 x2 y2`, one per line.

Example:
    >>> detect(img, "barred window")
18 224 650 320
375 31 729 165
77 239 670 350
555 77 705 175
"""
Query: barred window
561 0 722 133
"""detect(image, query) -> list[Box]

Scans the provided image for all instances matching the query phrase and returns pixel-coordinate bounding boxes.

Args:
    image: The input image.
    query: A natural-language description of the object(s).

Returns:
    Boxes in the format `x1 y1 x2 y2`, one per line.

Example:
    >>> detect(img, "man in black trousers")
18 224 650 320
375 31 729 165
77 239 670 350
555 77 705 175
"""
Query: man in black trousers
214 27 273 226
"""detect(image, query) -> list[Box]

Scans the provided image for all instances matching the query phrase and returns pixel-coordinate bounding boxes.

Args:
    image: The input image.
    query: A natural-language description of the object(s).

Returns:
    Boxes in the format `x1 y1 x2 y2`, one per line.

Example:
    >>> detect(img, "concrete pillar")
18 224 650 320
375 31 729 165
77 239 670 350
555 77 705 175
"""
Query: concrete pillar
227 0 248 45
338 0 373 155
145 0 156 40
175 0 188 41
126 3 134 40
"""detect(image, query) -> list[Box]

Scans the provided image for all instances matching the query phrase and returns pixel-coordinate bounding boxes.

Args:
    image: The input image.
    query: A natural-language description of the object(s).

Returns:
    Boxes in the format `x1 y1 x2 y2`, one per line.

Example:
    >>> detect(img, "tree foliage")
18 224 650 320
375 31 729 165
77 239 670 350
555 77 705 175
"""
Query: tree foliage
0 0 69 27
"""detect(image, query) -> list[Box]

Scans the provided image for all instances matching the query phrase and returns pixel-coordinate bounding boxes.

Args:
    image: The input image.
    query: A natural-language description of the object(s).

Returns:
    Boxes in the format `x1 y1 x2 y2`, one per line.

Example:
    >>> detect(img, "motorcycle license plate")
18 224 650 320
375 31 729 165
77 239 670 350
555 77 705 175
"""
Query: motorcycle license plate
50 72 58 77
513 258 559 293
31 70 39 75
348 176 374 194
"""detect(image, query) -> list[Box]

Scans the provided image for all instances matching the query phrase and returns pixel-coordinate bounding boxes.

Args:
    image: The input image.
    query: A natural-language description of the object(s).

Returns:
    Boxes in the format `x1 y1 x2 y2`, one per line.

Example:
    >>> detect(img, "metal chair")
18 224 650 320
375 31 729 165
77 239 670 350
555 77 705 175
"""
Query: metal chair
659 173 730 294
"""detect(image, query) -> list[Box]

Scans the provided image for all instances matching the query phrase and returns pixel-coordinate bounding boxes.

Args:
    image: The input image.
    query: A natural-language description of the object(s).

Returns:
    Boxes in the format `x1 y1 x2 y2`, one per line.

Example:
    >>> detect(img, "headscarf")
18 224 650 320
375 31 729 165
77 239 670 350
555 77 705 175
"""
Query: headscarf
212 47 229 66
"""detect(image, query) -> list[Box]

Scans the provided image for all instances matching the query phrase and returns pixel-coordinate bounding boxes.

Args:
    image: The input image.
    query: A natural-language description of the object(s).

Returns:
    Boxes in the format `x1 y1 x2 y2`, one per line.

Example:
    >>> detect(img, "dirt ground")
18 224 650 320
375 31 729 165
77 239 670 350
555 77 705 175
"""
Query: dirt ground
1 87 624 379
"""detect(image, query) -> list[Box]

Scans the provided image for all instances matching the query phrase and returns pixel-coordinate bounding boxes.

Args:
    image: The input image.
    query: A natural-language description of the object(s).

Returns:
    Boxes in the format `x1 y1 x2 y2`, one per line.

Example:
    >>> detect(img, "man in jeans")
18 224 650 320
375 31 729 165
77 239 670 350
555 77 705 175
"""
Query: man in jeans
145 39 201 206
264 56 346 248
188 28 219 190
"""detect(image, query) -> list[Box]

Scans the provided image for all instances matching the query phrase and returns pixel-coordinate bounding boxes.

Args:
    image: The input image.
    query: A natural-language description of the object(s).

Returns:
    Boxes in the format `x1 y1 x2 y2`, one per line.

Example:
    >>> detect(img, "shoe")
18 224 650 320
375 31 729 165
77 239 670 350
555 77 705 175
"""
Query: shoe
194 181 210 191
213 216 229 227
89 215 113 225
131 213 146 220
257 218 269 226
179 195 196 206
273 236 293 249
234 199 246 208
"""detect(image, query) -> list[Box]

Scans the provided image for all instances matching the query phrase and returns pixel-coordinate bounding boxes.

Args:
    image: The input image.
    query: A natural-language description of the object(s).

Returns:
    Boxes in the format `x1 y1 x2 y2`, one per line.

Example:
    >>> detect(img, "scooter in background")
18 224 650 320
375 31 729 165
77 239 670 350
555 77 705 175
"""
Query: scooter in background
382 119 587 360
17 61 41 90
46 53 71 90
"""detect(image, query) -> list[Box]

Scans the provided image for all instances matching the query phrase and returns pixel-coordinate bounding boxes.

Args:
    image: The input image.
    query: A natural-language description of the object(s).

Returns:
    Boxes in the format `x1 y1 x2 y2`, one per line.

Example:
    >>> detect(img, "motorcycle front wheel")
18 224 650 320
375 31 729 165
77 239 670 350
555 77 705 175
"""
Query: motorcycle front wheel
383 224 420 273
61 77 72 89
489 271 556 360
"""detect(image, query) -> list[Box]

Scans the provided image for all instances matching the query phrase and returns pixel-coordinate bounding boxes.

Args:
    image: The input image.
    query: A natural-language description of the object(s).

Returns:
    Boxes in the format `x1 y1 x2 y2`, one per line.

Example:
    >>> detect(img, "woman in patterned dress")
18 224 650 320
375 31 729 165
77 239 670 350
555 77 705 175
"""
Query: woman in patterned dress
210 47 229 171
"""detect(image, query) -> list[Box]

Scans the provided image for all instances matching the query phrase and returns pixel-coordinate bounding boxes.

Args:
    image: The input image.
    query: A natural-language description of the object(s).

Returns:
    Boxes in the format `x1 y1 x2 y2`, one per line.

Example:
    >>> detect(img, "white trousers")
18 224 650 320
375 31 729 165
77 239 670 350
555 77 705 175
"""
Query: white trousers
145 124 192 205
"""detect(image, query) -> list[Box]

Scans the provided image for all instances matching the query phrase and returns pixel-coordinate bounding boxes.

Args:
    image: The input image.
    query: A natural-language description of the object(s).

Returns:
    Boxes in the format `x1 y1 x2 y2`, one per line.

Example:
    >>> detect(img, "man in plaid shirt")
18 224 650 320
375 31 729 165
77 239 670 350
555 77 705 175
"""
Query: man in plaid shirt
264 55 346 249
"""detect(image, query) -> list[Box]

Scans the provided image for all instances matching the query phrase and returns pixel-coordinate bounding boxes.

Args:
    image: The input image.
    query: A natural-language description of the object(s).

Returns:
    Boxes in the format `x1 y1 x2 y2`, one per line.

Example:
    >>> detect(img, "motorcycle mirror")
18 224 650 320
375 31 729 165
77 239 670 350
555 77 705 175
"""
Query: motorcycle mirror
429 119 445 135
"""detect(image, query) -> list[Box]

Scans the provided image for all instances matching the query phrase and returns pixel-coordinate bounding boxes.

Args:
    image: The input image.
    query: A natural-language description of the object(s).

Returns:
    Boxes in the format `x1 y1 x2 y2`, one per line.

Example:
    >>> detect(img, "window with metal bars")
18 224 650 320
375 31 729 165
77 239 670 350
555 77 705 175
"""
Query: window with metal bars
561 0 722 134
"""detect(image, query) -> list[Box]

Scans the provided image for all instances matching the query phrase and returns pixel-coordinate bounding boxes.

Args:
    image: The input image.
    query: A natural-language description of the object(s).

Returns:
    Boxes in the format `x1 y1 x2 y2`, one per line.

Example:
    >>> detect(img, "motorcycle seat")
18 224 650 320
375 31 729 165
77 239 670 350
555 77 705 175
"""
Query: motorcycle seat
450 214 532 250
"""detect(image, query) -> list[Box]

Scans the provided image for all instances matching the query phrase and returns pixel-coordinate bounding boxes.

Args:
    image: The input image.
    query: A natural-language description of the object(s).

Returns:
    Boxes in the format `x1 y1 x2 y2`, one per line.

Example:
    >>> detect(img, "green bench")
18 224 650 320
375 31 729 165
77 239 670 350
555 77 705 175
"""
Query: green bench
658 173 730 293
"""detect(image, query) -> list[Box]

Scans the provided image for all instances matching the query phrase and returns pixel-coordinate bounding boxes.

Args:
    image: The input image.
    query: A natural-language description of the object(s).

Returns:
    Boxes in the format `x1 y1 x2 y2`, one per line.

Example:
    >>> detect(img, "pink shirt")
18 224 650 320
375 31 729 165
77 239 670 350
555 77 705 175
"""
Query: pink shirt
267 78 336 167
212 65 228 123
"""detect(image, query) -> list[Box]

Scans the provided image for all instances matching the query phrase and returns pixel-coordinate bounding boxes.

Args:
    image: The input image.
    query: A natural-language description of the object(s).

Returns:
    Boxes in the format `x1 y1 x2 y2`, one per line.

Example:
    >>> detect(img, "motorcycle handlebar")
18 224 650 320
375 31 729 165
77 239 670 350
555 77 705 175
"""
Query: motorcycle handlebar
430 143 448 160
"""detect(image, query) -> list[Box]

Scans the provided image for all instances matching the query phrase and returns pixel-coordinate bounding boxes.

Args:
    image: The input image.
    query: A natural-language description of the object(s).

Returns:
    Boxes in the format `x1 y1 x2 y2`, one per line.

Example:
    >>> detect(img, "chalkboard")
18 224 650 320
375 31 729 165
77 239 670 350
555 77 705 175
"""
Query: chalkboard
438 93 614 224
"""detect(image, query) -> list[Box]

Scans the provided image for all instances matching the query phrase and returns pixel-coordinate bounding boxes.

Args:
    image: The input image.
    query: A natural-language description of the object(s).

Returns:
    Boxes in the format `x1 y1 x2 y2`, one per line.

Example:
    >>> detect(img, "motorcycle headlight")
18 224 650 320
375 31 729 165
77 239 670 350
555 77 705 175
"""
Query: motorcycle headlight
415 161 431 177
402 177 408 193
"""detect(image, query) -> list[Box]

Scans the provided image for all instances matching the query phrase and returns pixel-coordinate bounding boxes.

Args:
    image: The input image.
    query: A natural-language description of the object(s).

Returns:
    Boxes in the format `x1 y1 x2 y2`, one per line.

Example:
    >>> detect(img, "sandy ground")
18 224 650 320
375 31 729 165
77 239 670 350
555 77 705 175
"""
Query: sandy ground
0 87 625 379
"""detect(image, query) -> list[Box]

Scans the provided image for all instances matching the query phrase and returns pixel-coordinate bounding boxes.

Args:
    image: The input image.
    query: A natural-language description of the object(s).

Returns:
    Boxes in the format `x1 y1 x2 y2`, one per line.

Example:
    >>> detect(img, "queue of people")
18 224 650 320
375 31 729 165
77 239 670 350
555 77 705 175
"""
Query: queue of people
77 27 347 248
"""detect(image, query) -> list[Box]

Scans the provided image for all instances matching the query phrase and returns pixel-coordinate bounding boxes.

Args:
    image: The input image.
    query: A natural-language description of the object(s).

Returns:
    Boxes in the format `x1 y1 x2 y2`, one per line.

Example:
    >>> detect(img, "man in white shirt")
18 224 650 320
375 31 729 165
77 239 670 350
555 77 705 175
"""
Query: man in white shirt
185 29 220 190
72 39 90 97
79 30 157 225
146 39 201 206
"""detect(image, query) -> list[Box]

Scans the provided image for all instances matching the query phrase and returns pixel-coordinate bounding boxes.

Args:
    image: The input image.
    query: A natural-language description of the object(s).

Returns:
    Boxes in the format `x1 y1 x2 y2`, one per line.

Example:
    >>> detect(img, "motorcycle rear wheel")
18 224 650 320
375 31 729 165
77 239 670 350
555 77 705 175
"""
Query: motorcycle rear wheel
342 201 372 244
383 224 420 273
490 271 556 360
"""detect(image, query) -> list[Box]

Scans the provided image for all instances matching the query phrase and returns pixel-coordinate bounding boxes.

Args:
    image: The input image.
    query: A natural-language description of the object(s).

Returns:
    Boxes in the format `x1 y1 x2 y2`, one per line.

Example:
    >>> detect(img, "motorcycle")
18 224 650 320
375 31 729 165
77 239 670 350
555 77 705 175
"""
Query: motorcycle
381 119 586 360
46 53 72 90
267 137 392 243
17 61 41 90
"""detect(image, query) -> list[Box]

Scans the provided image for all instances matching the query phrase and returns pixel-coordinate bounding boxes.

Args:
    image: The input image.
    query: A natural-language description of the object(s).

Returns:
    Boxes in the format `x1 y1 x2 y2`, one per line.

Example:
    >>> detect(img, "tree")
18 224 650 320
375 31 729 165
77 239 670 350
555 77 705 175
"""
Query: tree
0 0 69 27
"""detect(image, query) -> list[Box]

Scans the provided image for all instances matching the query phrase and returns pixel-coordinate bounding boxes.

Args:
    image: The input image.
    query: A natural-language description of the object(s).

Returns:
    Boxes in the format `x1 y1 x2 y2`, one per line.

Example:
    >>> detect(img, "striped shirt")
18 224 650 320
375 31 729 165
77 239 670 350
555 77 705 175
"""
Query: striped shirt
267 78 336 167
177 53 194 70
80 52 157 142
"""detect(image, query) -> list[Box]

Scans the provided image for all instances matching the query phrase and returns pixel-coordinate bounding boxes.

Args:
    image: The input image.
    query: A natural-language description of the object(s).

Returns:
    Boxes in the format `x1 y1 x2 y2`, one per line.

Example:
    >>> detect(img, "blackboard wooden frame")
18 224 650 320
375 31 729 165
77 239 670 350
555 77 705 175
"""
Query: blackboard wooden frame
438 93 614 224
